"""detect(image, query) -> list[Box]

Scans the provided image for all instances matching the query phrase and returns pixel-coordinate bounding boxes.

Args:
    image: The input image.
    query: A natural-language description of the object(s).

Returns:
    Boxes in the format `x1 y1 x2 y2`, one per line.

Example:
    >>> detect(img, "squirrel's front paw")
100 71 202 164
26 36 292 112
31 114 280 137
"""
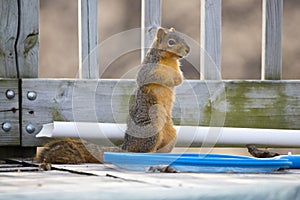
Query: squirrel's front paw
146 165 179 173
173 75 183 86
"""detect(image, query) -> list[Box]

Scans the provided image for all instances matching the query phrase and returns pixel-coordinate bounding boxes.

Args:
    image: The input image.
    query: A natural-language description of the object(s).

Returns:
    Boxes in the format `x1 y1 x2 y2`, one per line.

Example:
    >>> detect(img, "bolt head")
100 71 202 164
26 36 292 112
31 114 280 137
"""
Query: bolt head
6 89 15 99
2 122 12 132
26 124 36 134
27 91 37 101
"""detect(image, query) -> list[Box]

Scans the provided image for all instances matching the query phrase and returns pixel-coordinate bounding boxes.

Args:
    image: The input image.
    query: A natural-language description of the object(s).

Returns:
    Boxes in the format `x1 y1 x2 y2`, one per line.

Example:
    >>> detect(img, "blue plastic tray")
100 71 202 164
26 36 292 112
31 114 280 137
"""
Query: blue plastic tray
103 153 295 173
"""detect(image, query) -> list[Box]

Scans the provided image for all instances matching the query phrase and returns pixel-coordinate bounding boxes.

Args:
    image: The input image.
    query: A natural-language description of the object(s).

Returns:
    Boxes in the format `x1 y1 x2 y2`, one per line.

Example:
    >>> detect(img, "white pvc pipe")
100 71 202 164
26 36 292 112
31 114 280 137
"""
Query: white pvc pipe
36 122 300 147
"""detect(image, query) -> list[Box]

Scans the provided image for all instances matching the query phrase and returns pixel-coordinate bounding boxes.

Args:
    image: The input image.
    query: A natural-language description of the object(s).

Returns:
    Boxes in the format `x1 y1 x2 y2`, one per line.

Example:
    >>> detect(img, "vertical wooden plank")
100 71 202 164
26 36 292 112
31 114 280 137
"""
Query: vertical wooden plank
262 0 282 80
0 1 37 155
78 0 99 79
200 0 222 80
16 0 39 149
0 0 18 78
141 0 161 61
16 0 39 78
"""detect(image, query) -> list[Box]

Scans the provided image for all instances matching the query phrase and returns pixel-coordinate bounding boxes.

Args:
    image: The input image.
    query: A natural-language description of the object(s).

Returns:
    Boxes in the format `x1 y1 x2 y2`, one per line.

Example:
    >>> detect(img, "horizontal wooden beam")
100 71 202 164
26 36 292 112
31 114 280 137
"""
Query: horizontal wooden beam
0 79 20 146
21 79 300 146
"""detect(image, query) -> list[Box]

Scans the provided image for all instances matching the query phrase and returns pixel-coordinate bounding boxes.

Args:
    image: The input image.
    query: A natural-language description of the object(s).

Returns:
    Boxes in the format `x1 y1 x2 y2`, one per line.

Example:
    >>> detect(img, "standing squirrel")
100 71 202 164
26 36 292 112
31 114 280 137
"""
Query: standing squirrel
122 27 190 152
36 27 190 164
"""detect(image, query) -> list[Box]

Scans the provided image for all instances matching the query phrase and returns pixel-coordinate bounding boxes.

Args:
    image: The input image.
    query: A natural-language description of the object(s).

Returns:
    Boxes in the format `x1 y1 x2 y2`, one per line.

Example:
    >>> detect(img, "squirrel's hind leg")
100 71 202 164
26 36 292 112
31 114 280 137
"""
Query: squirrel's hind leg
155 124 177 153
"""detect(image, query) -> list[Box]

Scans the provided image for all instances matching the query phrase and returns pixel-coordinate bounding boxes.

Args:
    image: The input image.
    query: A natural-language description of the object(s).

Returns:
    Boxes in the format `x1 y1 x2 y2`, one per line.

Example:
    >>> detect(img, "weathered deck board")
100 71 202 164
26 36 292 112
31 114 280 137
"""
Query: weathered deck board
21 79 300 146
0 163 299 200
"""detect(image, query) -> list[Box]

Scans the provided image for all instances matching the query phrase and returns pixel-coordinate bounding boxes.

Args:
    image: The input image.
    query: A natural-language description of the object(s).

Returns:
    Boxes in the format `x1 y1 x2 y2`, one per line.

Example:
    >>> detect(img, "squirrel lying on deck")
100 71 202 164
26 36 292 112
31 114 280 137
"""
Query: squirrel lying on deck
37 27 190 164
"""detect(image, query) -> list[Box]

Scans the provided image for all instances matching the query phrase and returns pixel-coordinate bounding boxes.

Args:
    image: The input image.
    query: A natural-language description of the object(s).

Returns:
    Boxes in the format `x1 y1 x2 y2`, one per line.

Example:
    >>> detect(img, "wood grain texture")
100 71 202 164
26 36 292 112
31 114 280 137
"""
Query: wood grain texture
262 0 282 80
0 79 19 146
78 0 99 79
16 0 39 78
141 0 161 61
21 79 300 146
21 79 136 146
200 0 222 80
0 0 19 78
1 164 300 199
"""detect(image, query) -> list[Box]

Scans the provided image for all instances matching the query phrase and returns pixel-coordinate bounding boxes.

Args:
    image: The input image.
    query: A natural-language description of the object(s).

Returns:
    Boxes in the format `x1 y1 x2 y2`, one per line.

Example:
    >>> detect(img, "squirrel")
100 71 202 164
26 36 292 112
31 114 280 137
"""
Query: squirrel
36 27 190 164
122 27 190 152
37 138 121 164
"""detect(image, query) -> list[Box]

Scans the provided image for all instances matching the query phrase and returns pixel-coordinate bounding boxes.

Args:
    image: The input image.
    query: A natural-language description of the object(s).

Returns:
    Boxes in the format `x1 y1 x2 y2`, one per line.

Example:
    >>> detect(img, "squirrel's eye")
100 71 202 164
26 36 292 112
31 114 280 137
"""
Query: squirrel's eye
168 39 176 46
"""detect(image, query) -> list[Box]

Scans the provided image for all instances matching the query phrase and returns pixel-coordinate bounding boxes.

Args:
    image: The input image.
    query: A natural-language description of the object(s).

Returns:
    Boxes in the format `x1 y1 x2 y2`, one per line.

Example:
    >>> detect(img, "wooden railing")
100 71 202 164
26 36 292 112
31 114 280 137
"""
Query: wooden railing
0 0 299 156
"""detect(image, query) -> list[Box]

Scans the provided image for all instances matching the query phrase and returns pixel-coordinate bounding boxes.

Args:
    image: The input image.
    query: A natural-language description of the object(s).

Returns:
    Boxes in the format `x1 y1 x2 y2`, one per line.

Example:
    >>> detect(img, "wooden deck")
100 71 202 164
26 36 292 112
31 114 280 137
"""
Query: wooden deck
1 160 300 200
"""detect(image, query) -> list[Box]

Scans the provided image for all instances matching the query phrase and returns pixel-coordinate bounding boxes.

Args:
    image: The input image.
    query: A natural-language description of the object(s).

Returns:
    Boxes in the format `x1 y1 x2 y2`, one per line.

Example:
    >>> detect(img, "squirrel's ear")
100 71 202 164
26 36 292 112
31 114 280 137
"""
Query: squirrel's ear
156 28 166 43
169 27 175 32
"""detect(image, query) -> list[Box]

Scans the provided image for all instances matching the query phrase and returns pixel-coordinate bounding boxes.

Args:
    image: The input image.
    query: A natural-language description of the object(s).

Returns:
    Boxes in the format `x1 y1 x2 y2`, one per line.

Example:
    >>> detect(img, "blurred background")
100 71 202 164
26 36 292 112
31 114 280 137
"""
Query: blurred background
39 0 300 79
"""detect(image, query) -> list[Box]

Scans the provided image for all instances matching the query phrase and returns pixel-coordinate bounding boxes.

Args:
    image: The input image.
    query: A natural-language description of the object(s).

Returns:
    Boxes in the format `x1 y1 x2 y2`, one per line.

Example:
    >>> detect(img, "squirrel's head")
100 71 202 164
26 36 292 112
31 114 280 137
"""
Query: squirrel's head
154 27 190 58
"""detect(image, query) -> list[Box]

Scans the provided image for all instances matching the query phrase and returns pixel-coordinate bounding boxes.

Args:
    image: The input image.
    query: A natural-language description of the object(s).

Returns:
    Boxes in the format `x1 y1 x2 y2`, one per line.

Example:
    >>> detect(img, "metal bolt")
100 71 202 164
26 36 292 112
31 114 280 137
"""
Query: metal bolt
27 91 37 101
6 89 15 99
2 122 12 132
26 124 36 134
